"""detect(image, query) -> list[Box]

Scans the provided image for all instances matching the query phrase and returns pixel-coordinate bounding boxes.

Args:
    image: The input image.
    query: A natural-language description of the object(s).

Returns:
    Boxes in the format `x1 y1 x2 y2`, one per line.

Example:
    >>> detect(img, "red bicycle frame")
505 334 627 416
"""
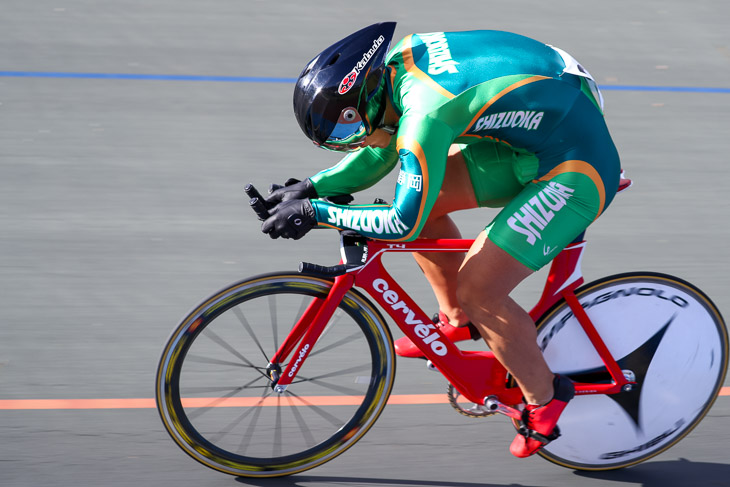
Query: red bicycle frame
269 237 633 407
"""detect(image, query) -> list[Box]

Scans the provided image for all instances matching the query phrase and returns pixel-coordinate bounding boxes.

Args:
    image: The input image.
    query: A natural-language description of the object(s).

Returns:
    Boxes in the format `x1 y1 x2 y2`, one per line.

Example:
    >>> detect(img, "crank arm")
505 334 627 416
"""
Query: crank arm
484 396 523 420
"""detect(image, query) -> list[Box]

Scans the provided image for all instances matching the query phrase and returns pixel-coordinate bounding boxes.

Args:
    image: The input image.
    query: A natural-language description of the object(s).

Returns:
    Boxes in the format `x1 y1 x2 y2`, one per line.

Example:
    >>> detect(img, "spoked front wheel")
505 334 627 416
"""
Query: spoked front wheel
534 272 728 470
156 272 396 477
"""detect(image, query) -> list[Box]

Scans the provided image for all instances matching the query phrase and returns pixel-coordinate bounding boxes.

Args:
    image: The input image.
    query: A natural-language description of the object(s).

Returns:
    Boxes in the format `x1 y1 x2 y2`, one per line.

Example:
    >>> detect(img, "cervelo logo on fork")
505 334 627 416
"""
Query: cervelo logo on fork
372 278 447 356
287 344 310 378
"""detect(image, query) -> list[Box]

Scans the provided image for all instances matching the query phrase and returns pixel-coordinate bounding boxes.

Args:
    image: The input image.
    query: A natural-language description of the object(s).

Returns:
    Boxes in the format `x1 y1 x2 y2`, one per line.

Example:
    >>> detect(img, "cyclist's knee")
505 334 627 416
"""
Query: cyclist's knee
455 286 487 322
455 237 532 319
455 267 505 319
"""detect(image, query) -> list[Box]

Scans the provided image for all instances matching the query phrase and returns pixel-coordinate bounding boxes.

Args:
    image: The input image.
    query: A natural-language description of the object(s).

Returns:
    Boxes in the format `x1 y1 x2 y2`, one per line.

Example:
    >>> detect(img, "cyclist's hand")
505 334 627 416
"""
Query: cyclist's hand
261 198 316 240
323 194 355 205
264 178 317 209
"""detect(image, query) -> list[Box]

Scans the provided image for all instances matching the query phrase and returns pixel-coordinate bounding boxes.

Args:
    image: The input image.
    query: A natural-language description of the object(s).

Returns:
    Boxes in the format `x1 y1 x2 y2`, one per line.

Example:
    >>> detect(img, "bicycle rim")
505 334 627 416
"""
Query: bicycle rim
534 272 728 470
155 273 395 477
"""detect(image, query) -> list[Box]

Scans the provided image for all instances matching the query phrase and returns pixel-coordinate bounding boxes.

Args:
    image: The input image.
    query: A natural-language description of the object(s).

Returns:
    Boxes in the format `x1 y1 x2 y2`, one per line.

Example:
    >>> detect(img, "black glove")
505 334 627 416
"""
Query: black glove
264 178 317 209
265 178 355 206
261 198 316 240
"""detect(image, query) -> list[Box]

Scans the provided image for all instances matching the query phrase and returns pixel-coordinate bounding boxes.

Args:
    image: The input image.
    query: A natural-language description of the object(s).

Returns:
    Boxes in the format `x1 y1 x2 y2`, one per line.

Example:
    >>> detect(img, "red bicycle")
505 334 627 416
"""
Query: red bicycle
156 182 727 477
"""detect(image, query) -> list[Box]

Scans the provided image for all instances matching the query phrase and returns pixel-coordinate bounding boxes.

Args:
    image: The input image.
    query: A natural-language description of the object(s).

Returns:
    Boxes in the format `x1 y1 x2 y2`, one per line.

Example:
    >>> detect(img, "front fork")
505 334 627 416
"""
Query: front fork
267 272 356 393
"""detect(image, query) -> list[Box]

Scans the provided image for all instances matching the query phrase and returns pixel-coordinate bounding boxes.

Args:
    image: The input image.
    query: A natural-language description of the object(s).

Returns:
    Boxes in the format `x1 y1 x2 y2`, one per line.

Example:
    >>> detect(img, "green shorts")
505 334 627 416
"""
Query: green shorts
485 170 604 270
461 85 620 271
458 140 538 208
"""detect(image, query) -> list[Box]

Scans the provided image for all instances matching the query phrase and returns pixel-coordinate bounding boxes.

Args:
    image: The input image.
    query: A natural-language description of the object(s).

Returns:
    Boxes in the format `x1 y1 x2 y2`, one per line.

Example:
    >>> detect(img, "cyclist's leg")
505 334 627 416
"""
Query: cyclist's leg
457 173 598 457
412 144 476 327
413 140 529 327
458 232 555 402
468 156 616 388
463 110 619 456
397 141 532 357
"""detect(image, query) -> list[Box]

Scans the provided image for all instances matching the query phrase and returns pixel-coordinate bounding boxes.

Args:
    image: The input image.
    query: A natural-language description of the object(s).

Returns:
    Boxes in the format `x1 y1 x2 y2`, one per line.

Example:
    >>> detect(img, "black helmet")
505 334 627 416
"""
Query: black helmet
293 22 397 151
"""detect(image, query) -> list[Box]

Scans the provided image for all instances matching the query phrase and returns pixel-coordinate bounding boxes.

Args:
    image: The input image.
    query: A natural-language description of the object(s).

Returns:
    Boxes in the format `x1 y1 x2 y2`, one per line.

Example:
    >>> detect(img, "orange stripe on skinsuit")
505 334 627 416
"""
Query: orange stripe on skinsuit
461 75 550 137
400 35 456 100
537 160 606 219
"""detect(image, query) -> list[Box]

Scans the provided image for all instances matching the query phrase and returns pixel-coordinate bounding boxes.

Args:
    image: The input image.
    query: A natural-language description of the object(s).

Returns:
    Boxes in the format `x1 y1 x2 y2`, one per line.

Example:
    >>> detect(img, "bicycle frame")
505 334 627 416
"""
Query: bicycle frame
161 175 730 475
268 236 633 407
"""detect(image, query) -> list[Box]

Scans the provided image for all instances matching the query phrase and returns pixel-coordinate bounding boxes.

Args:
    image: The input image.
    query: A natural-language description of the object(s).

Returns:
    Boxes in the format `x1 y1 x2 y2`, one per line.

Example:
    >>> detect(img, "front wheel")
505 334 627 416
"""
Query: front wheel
534 272 728 470
156 272 396 477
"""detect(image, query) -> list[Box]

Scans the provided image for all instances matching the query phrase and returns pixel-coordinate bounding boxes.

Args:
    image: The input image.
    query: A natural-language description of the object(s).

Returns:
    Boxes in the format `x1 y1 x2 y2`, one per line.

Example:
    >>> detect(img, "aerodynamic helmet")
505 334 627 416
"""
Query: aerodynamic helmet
293 22 397 151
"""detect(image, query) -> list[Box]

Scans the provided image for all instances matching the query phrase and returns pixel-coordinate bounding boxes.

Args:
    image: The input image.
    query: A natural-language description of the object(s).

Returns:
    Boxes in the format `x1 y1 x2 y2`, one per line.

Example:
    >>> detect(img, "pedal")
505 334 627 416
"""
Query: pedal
483 396 523 420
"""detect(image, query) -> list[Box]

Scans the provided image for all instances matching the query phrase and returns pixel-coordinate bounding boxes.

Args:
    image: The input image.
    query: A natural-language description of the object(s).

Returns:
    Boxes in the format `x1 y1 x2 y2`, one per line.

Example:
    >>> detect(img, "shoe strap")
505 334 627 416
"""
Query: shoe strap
516 406 562 445
433 311 481 340
516 423 561 444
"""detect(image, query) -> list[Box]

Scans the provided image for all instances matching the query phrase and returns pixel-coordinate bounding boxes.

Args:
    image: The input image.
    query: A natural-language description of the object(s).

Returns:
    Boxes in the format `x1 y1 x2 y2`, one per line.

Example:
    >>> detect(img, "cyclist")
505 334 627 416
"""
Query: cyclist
258 22 620 458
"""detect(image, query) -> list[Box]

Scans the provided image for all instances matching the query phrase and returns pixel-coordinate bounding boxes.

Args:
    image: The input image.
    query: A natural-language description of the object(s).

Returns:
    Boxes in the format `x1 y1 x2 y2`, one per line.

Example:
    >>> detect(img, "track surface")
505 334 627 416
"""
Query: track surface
1 2 729 486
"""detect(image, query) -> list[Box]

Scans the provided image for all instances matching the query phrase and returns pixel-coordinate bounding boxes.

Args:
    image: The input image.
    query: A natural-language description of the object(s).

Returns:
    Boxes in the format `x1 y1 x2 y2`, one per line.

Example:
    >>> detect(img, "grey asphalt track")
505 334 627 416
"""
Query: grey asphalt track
1 1 729 486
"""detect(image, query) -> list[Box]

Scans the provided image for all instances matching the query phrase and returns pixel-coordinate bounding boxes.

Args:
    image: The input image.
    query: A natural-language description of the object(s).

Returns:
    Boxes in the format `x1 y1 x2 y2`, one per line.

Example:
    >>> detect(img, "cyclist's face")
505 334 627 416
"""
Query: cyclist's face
362 128 393 149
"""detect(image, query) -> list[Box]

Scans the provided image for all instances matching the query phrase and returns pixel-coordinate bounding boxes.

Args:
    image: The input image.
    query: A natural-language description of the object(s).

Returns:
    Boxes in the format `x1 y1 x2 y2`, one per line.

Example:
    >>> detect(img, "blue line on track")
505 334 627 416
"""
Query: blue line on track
0 71 295 84
1 71 728 93
599 84 730 94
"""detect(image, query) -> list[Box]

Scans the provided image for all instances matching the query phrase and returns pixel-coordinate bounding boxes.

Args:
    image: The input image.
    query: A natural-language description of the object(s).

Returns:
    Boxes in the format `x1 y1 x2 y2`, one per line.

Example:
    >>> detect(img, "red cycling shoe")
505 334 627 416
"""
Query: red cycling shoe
394 311 481 358
510 374 575 458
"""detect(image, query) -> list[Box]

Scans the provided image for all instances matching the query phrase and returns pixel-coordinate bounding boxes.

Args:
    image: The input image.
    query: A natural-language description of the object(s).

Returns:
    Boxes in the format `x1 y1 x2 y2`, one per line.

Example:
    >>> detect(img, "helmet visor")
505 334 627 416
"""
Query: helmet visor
317 107 368 152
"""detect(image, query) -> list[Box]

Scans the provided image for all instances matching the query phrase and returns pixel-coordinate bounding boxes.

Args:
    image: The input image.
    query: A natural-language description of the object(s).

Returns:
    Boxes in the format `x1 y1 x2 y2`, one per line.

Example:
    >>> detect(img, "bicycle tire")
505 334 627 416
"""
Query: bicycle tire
156 272 396 477
532 272 727 470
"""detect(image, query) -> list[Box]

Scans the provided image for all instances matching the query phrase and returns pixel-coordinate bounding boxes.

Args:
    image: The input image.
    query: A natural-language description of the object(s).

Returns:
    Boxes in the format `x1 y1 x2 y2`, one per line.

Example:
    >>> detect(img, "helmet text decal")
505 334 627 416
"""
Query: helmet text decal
338 35 385 95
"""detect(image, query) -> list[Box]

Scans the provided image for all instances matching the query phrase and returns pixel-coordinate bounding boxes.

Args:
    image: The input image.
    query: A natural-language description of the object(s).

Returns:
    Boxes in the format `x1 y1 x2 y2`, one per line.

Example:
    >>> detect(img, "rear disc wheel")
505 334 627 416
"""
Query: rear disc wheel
534 272 727 470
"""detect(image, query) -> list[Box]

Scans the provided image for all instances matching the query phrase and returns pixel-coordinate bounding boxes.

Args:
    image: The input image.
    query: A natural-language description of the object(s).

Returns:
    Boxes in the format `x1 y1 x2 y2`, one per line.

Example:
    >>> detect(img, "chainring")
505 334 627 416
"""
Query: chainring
447 383 496 418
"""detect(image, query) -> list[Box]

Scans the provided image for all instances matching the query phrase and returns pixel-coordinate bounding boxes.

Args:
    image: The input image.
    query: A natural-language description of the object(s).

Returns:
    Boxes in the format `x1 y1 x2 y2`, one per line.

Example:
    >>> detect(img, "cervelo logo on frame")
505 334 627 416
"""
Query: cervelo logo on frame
338 35 385 95
372 278 448 356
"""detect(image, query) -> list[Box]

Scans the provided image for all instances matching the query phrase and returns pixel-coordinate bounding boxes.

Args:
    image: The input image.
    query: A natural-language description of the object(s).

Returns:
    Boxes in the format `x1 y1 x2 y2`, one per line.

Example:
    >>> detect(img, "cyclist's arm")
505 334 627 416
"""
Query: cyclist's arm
309 136 398 197
310 115 453 241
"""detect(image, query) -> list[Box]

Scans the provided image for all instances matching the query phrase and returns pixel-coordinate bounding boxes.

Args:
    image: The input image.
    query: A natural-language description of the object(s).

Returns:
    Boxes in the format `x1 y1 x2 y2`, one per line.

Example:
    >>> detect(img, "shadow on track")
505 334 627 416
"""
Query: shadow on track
574 458 730 486
236 476 537 487
234 458 730 487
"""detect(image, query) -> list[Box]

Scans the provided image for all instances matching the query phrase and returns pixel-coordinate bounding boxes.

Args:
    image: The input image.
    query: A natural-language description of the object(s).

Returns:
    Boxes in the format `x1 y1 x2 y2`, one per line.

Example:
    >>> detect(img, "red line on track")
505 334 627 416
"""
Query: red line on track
1 389 727 410
0 394 448 410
